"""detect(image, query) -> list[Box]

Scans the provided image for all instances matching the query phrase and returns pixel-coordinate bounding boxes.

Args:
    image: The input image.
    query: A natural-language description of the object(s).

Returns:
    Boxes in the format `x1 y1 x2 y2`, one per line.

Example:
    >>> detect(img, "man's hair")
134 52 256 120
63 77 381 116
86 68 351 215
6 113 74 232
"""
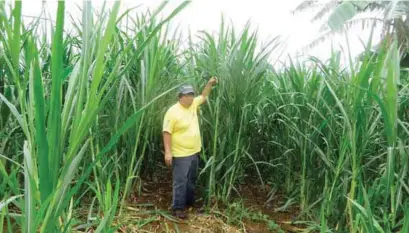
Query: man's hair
178 92 194 98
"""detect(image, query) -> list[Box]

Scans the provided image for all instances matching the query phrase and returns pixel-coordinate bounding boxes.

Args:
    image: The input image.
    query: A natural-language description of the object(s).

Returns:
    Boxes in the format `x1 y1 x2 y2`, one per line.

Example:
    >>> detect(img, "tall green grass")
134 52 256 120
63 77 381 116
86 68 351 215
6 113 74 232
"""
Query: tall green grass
0 1 408 232
188 19 282 203
250 38 409 232
0 0 188 232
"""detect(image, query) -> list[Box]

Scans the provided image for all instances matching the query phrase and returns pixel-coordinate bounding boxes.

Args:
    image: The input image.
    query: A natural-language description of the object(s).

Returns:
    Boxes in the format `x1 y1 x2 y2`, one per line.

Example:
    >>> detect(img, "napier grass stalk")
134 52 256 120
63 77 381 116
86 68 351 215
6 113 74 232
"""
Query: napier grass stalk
0 0 185 231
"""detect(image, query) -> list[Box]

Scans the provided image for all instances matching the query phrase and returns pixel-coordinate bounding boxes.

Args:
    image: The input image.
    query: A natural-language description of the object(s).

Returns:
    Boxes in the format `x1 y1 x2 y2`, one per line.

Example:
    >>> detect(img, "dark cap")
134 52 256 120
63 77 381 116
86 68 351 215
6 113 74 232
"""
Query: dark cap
178 84 195 95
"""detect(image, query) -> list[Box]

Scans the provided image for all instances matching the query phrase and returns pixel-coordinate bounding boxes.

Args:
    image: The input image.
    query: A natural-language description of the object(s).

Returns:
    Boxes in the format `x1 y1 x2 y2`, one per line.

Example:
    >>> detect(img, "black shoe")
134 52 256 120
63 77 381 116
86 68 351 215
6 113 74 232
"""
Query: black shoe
171 209 187 219
187 202 205 213
187 202 202 208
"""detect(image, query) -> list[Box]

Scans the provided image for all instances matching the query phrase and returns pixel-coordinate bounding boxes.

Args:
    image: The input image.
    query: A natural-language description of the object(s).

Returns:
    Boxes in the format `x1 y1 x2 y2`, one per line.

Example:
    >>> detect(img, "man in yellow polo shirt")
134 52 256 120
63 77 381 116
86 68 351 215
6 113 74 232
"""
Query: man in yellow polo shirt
163 77 218 219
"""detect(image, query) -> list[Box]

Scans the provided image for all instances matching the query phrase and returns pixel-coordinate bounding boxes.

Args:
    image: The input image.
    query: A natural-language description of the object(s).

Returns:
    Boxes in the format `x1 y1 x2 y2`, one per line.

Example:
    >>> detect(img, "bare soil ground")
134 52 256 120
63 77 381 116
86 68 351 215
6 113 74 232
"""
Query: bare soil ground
2 175 308 233
113 177 308 233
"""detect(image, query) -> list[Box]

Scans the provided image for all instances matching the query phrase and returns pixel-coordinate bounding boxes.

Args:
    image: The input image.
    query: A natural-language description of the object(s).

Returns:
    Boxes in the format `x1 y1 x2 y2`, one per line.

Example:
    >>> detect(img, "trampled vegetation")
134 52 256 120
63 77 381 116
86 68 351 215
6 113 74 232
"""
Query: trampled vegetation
1 1 409 232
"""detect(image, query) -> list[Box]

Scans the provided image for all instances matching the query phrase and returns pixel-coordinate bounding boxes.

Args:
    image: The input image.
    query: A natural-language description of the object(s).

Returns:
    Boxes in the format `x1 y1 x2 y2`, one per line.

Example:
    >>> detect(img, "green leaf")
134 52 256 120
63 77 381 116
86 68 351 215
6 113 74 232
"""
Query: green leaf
11 0 21 75
0 195 23 211
47 0 65 196
30 38 50 202
327 1 357 31
23 141 37 233
0 92 26 136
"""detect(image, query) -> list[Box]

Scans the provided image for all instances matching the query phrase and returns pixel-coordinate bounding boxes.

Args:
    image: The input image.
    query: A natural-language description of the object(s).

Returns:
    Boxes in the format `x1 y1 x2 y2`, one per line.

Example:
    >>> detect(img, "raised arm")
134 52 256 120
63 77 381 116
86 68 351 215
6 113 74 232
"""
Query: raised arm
201 77 218 99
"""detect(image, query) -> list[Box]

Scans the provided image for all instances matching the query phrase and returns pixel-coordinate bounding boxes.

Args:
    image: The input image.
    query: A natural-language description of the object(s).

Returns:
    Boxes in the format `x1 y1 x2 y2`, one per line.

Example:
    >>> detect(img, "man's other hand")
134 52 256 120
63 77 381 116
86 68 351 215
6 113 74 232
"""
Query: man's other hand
165 152 172 167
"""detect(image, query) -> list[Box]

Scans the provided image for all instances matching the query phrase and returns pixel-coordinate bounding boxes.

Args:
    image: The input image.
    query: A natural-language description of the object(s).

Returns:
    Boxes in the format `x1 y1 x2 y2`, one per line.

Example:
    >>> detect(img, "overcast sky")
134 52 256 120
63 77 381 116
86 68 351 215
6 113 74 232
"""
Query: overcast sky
18 0 381 66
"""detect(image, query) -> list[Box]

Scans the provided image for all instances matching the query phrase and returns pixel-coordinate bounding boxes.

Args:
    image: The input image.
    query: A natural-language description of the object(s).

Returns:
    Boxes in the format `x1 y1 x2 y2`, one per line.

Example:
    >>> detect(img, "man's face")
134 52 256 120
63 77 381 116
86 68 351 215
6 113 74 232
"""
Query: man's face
179 93 195 107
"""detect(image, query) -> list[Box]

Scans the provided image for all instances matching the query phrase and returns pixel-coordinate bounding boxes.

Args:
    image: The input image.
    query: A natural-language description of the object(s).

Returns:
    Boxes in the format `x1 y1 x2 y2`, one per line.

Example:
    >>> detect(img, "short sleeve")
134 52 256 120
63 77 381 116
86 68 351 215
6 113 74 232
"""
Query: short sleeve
193 95 206 107
163 110 176 134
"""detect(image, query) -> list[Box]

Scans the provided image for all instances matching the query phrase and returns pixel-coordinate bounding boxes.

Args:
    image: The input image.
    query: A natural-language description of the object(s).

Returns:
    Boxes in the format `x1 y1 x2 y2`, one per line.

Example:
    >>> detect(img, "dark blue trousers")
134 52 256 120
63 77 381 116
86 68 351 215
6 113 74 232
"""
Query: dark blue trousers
172 153 199 210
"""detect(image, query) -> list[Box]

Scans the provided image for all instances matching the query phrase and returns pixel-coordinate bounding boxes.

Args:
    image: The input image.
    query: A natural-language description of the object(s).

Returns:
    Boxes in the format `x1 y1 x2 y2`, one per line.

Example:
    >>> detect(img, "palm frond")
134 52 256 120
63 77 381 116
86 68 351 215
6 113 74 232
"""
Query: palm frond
385 1 409 20
311 0 339 22
395 18 409 51
363 2 388 12
297 28 345 54
292 0 321 14
343 17 385 30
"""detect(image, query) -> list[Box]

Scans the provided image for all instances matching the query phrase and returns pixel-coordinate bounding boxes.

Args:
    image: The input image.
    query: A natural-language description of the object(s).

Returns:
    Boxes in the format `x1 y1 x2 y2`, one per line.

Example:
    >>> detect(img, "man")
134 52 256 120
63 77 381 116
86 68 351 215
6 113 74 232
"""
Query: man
162 77 218 219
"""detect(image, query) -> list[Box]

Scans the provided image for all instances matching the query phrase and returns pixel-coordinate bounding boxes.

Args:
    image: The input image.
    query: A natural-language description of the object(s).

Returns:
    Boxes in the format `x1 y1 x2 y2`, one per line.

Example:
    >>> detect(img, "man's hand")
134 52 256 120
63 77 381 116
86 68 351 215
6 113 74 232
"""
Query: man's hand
165 152 172 167
202 76 218 98
208 76 218 86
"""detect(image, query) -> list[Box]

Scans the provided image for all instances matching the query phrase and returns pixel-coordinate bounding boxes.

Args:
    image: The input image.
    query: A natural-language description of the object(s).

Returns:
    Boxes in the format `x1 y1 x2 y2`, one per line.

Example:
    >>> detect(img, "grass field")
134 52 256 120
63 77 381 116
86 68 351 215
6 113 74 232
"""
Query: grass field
1 1 409 232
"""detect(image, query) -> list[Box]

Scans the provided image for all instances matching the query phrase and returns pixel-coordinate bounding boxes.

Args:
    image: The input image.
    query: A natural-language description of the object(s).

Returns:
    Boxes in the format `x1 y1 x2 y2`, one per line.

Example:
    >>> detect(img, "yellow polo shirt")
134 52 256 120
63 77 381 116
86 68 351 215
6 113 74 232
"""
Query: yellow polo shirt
163 96 205 157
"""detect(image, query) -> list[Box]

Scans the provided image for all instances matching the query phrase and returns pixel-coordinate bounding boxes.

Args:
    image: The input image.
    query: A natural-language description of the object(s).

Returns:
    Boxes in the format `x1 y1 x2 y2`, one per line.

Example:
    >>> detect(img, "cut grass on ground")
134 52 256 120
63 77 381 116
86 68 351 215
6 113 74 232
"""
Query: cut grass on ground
71 179 308 233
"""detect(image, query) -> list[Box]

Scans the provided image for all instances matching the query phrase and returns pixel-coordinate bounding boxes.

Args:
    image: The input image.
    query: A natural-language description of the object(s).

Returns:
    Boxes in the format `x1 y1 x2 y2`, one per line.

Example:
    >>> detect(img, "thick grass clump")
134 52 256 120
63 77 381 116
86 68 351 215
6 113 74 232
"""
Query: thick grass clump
0 1 408 232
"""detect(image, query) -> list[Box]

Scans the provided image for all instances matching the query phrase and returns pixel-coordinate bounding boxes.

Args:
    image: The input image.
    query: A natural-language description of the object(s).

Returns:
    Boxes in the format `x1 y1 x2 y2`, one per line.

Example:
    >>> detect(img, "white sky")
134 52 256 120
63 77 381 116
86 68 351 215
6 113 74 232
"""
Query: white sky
17 0 382 66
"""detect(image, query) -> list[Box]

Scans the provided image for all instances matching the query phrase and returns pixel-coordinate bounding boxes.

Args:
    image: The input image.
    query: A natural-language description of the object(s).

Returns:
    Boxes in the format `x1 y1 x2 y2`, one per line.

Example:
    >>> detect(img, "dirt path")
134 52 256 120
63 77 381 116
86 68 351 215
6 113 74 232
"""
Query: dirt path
114 178 308 233
1 174 308 233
